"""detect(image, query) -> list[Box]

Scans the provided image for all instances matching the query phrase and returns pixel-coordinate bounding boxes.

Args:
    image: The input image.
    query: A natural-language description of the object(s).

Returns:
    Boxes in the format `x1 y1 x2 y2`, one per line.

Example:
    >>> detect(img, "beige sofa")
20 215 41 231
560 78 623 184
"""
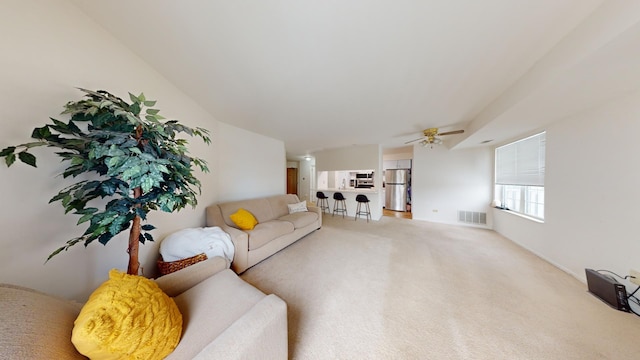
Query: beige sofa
0 256 288 359
207 194 322 273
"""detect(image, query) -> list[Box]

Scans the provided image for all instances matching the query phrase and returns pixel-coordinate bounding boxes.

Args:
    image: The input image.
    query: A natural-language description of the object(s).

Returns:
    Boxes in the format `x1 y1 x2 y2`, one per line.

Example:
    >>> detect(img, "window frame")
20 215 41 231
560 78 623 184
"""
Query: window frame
494 132 546 221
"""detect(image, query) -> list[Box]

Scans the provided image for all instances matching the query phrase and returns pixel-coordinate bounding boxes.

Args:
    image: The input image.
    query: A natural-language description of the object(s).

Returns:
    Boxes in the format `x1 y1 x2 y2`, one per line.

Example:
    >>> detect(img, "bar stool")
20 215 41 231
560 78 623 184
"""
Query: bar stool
332 192 347 218
355 194 371 222
316 191 329 213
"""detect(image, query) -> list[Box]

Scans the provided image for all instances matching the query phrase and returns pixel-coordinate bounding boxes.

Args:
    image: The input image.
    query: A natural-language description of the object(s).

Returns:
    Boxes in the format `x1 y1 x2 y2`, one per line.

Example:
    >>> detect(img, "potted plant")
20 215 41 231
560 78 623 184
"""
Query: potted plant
0 88 210 275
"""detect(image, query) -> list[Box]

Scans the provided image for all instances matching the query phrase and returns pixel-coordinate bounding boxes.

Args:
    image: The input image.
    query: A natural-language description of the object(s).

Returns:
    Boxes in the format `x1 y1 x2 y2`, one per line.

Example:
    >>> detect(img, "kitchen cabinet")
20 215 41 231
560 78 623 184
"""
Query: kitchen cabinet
384 159 412 170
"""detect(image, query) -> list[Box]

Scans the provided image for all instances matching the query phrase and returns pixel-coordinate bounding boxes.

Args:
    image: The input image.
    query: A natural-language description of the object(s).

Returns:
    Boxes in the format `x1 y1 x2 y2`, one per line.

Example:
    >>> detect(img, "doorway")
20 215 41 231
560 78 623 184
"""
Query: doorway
287 167 298 195
383 208 413 219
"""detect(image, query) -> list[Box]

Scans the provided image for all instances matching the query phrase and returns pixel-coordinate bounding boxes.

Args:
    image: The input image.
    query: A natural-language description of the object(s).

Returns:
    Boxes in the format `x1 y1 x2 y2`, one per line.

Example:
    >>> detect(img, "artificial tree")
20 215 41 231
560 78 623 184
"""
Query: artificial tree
0 88 210 275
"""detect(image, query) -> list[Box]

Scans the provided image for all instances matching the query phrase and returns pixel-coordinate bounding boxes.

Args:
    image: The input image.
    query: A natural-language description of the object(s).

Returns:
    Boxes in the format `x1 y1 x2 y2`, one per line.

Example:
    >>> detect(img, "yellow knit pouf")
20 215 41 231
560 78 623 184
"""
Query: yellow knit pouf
72 269 182 360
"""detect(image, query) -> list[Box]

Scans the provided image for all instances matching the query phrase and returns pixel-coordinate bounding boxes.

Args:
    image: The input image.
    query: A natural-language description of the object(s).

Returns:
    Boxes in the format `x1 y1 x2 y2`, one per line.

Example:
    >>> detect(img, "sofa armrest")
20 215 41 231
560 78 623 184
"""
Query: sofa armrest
191 294 288 360
207 205 250 273
227 229 249 273
307 205 322 228
154 256 229 297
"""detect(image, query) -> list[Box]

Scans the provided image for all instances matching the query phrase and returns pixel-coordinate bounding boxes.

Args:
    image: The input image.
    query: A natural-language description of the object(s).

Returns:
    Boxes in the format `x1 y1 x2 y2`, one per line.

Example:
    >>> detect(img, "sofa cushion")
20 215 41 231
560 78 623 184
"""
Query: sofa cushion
230 208 259 230
72 269 182 360
279 211 319 229
167 269 266 359
0 284 85 359
266 194 301 219
248 220 295 250
219 199 274 226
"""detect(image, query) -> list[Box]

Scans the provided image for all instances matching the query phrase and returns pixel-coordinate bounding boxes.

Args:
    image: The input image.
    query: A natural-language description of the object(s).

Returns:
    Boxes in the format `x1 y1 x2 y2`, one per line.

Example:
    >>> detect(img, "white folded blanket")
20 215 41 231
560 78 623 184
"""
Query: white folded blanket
160 227 234 264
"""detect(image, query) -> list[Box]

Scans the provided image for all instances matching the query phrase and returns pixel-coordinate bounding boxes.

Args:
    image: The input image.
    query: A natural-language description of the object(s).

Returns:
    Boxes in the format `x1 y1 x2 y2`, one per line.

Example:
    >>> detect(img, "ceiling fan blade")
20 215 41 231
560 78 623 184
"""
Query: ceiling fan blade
404 137 424 144
437 130 464 136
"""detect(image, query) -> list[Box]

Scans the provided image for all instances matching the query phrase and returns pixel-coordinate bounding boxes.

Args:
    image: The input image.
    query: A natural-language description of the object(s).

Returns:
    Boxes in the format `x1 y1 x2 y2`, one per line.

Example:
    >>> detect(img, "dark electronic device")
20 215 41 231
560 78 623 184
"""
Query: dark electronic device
585 268 630 312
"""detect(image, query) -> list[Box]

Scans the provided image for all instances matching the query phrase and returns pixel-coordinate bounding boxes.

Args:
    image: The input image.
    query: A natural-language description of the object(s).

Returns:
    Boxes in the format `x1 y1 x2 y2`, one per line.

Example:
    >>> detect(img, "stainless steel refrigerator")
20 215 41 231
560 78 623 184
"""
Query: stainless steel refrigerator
385 169 409 211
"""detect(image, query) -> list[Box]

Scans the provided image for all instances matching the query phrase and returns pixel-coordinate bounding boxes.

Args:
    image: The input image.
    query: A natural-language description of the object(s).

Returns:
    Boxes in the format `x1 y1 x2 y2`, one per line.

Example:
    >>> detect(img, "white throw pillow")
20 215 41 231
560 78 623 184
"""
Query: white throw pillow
287 201 308 214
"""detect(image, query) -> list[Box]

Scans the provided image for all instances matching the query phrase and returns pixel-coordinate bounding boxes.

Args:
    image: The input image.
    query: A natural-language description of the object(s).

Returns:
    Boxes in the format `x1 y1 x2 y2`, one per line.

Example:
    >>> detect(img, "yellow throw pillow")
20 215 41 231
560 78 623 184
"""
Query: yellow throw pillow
230 208 258 230
72 269 182 360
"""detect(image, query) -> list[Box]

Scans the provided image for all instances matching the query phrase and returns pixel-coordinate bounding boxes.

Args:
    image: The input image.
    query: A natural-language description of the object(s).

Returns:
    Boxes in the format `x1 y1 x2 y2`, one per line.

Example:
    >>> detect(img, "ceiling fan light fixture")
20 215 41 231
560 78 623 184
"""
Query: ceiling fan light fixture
405 127 464 145
421 137 443 148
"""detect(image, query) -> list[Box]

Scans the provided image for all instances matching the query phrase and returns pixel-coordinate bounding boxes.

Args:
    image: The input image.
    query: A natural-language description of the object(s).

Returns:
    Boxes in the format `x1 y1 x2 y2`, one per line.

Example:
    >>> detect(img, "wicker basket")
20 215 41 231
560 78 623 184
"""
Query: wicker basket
157 253 208 275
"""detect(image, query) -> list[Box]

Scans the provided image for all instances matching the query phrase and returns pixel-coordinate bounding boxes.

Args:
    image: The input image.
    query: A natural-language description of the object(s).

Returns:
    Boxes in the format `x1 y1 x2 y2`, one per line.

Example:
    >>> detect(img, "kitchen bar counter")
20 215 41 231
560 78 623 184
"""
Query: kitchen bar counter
317 187 378 193
314 188 382 220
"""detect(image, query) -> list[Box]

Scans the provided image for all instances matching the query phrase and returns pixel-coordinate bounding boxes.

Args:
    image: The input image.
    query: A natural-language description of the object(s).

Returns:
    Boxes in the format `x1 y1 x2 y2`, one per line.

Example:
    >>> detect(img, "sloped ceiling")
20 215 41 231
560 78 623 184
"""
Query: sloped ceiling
71 1 640 159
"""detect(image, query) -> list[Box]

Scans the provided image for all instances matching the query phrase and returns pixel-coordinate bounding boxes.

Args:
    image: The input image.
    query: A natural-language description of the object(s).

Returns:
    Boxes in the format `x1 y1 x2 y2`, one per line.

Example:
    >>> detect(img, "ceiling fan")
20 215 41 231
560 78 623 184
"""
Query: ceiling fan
404 128 465 147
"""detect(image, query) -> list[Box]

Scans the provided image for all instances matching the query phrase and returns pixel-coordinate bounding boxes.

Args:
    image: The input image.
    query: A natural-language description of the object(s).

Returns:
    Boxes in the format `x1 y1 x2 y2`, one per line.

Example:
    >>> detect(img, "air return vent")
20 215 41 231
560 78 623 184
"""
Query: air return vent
458 211 486 225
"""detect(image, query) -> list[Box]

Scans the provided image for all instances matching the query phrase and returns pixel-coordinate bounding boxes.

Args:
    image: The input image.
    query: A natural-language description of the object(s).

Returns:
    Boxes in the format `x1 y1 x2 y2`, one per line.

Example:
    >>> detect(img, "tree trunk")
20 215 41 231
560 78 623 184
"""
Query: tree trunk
127 187 142 275
127 125 145 275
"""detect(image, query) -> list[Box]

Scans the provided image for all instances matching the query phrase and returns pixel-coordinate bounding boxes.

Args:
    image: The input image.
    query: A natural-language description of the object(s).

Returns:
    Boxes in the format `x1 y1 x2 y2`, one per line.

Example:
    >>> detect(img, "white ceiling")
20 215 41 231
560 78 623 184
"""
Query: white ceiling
71 1 640 159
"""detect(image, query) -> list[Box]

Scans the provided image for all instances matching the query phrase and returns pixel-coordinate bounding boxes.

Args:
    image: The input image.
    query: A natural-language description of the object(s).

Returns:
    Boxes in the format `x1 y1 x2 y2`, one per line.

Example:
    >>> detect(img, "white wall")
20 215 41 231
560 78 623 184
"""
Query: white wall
216 122 286 202
298 159 314 202
315 145 381 173
0 0 284 301
411 144 493 227
382 146 413 162
493 92 640 285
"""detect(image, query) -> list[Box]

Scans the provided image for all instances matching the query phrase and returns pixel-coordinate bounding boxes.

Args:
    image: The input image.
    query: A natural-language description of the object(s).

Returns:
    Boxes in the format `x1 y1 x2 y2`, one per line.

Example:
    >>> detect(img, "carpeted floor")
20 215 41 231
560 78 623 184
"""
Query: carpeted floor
240 215 639 359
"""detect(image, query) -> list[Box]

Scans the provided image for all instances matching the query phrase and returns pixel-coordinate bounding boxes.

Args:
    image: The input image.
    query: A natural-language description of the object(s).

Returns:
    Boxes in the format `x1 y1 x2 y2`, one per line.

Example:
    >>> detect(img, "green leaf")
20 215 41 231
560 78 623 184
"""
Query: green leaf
70 156 84 166
99 100 113 108
100 181 117 196
49 190 71 204
155 164 170 174
126 114 139 125
46 236 84 263
62 165 84 178
106 145 125 157
146 108 160 115
132 208 146 220
140 153 156 162
76 206 99 215
62 194 72 208
143 101 157 107
31 126 52 140
113 109 127 119
77 213 94 225
121 165 142 181
128 147 142 155
106 156 125 169
140 176 155 193
141 224 156 231
87 106 98 116
49 119 75 135
108 216 127 236
98 232 114 246
130 103 141 115
5 153 16 167
129 92 139 103
18 152 37 167
0 146 16 157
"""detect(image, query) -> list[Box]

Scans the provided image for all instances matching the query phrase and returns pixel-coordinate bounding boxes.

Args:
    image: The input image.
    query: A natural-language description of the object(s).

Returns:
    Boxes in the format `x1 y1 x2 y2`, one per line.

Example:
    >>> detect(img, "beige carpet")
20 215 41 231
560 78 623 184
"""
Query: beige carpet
241 215 639 359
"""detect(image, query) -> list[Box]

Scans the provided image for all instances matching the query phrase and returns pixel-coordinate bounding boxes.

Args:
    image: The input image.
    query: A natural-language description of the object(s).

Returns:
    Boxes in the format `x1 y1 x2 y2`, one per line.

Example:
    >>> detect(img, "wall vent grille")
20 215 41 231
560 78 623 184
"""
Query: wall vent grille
458 211 487 225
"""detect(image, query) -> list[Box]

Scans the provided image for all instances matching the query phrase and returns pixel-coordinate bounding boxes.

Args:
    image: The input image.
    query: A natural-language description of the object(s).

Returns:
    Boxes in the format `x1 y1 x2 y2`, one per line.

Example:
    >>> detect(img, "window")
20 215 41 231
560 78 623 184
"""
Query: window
494 132 545 220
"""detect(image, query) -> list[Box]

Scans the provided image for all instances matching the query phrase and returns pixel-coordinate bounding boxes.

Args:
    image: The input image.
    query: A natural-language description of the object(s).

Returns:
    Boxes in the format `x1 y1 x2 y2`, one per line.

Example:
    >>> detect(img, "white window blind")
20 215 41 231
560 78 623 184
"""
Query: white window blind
495 132 545 186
